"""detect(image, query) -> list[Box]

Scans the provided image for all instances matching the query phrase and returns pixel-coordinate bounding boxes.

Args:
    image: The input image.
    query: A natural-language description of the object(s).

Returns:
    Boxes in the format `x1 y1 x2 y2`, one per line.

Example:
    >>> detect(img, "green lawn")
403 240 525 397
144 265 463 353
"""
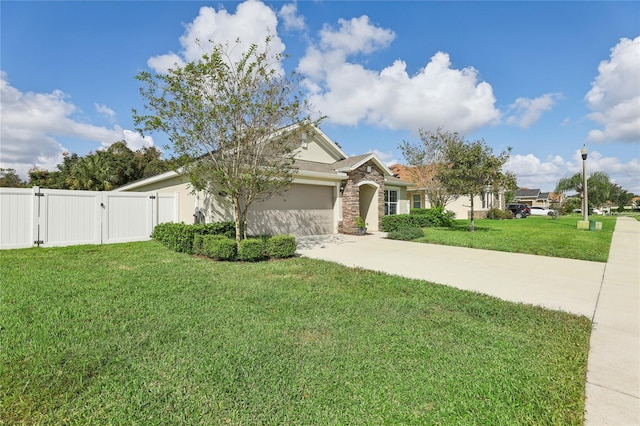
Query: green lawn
1 242 591 425
415 215 616 262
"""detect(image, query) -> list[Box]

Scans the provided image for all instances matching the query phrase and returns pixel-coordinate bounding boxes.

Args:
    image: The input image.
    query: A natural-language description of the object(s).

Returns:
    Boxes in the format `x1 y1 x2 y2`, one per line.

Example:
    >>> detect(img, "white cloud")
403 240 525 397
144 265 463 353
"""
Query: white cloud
505 154 568 190
505 150 640 194
148 1 284 74
367 149 398 167
506 93 561 128
278 3 305 32
299 16 500 134
0 73 153 179
95 103 116 121
586 36 640 143
319 16 395 56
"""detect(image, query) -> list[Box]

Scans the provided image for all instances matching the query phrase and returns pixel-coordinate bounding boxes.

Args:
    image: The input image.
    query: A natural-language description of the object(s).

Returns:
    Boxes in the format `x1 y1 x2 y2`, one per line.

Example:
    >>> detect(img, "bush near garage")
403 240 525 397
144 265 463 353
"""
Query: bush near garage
266 235 297 259
387 227 425 241
382 208 454 232
152 222 235 254
238 238 266 262
153 223 298 262
486 208 514 220
201 235 238 261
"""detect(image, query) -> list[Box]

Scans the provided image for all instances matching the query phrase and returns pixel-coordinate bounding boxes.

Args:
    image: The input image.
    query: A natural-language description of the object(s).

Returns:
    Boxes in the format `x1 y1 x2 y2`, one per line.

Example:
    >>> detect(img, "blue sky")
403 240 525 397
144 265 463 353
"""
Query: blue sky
1 1 639 193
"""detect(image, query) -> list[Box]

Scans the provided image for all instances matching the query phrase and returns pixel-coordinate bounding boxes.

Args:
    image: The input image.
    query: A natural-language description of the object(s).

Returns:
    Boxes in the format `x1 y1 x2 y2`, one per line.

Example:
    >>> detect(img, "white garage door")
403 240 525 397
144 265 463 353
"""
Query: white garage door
247 184 335 236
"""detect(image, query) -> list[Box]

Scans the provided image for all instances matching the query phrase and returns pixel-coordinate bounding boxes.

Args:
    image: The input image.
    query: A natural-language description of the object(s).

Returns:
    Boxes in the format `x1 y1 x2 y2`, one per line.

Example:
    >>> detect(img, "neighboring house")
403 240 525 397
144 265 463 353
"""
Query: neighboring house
388 164 504 219
514 189 564 207
115 125 411 235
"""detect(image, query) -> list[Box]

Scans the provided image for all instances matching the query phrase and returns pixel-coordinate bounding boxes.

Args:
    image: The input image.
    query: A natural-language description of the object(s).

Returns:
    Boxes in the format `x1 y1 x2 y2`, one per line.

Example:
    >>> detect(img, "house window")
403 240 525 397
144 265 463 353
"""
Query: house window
385 189 398 215
412 194 421 209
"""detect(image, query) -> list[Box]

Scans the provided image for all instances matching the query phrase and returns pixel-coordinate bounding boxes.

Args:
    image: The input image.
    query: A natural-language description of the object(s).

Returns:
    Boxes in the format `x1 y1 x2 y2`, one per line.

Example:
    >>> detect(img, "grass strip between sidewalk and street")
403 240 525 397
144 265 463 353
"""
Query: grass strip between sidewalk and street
1 241 591 425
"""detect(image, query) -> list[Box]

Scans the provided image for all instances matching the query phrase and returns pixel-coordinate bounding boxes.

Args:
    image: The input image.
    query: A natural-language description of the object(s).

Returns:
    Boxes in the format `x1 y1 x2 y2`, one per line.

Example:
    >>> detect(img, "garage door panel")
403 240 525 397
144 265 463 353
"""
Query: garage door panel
247 209 333 236
253 185 333 211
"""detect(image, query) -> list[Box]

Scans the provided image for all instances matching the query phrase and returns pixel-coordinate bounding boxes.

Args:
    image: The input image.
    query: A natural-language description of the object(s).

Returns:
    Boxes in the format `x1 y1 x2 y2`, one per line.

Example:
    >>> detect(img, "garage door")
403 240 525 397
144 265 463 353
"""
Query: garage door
247 184 335 236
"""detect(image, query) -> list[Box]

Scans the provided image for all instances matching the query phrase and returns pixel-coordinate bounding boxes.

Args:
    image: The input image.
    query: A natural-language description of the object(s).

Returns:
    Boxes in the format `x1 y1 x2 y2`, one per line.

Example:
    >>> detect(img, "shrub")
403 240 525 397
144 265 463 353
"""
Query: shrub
381 214 413 232
202 235 237 261
151 222 235 254
387 227 424 241
486 208 512 220
266 235 297 258
409 208 430 215
238 238 266 262
381 208 454 232
192 234 205 255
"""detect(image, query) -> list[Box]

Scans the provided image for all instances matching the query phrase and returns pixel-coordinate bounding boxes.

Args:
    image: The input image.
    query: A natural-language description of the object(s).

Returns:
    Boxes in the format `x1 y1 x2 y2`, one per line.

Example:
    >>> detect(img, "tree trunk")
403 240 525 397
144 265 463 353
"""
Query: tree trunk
233 197 244 245
469 195 475 232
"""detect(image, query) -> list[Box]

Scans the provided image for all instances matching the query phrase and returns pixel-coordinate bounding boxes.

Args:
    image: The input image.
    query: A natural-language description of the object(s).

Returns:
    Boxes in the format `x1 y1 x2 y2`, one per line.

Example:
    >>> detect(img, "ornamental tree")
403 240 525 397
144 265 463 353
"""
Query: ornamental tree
133 38 315 243
398 128 459 209
436 134 513 232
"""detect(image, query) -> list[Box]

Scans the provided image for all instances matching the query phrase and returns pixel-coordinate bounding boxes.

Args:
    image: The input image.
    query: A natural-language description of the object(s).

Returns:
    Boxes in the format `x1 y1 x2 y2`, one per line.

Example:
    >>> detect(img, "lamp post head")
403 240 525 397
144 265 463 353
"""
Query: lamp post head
581 145 588 161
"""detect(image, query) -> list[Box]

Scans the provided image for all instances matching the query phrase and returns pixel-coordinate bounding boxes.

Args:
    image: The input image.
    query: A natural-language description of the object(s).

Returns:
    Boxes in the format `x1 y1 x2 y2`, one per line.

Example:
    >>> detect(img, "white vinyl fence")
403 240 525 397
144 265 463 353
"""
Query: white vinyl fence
0 187 177 250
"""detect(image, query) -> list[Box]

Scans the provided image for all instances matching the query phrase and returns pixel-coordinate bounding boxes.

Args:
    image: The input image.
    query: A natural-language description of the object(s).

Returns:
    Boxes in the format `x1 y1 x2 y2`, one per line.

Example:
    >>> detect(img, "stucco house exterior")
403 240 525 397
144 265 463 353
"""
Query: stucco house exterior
389 164 504 219
115 125 411 235
514 189 564 208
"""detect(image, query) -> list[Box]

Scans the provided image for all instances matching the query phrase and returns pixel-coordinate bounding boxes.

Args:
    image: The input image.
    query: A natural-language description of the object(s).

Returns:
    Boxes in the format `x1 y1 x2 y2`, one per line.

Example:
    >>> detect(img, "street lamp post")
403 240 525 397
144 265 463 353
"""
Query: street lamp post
581 145 588 223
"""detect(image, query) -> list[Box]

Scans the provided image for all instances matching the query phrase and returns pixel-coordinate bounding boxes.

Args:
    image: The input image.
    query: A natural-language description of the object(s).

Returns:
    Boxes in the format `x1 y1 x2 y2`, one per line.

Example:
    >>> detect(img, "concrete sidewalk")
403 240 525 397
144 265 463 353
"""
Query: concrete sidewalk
297 216 639 424
585 217 639 425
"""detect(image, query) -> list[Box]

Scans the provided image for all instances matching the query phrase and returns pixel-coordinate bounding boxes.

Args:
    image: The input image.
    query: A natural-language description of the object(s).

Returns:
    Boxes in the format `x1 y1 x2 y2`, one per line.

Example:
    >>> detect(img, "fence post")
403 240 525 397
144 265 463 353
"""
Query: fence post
151 192 158 236
32 186 42 247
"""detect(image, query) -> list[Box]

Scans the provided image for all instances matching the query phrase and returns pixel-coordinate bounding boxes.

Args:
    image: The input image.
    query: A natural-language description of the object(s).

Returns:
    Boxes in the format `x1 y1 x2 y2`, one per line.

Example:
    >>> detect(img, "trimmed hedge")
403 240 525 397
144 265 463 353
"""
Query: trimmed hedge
387 227 425 241
151 222 235 254
486 207 513 220
202 235 237 261
381 208 454 232
266 235 297 259
409 208 431 215
152 223 297 262
238 238 266 262
193 234 205 255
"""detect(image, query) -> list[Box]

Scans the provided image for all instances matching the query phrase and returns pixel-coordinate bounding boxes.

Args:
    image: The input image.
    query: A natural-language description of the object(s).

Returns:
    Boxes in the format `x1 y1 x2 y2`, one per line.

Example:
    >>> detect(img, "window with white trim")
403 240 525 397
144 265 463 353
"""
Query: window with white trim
384 189 399 215
412 194 421 209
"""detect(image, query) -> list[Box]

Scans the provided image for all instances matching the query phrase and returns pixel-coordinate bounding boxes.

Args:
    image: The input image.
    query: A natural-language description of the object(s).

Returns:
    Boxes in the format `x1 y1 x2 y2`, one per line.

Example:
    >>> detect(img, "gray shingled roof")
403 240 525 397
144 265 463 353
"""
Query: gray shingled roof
515 189 541 198
293 159 340 174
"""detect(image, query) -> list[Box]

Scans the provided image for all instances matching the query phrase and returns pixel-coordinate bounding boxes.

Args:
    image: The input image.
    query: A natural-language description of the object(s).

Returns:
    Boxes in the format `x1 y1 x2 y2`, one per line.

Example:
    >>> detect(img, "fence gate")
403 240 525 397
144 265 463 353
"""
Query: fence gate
0 187 177 249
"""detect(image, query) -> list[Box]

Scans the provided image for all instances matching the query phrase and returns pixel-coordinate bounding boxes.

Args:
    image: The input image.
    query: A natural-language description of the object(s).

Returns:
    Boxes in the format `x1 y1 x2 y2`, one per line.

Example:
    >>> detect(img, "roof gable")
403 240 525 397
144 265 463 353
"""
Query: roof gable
335 154 394 177
293 124 347 164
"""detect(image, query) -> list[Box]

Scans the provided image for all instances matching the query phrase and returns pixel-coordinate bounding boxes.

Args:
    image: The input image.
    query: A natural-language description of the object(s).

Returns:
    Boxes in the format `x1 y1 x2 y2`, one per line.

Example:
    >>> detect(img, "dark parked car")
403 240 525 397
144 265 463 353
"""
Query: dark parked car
506 203 531 219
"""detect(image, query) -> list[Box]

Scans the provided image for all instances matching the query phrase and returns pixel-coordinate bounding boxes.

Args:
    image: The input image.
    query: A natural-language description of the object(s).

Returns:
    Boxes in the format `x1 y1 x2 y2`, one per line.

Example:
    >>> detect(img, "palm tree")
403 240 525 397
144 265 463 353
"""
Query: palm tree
68 153 118 191
555 173 584 197
555 172 612 211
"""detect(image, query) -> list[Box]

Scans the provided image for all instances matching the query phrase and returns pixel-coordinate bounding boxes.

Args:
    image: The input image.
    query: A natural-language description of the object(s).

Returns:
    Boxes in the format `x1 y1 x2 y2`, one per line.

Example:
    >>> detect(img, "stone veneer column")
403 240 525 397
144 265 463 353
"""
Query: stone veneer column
341 161 385 234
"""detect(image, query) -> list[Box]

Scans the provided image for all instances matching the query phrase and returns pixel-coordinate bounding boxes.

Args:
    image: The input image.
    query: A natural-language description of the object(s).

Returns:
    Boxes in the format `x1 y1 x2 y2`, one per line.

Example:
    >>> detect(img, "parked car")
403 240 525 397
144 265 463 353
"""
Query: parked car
506 203 531 219
529 206 558 217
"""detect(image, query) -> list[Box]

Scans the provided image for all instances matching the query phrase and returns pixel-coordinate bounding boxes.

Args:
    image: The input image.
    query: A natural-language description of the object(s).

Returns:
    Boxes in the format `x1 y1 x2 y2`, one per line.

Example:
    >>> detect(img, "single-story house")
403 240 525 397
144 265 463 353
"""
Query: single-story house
388 164 505 219
115 125 412 235
514 189 564 208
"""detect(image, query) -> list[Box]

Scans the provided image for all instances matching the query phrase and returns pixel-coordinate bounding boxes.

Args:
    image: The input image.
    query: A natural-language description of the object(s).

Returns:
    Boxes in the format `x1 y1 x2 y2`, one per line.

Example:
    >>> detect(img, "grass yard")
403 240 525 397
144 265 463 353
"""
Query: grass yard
1 242 591 425
416 214 616 262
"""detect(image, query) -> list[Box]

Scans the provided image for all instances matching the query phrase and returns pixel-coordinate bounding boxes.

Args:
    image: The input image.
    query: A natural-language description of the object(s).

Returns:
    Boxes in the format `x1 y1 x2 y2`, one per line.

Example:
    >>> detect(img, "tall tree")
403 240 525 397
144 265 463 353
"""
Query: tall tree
436 136 512 232
135 146 170 178
134 38 314 243
68 151 118 191
610 183 633 208
398 128 460 208
0 168 25 187
555 171 613 210
586 171 612 208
